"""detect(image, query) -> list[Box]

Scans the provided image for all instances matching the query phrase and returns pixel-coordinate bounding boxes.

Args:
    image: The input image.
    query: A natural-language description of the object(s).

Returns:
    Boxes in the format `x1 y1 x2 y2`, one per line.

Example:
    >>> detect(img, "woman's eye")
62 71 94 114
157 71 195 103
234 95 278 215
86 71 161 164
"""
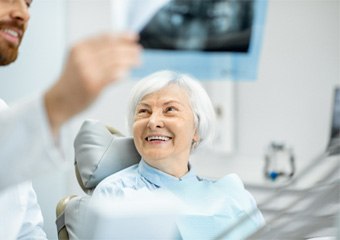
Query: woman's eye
137 109 149 114
165 106 176 112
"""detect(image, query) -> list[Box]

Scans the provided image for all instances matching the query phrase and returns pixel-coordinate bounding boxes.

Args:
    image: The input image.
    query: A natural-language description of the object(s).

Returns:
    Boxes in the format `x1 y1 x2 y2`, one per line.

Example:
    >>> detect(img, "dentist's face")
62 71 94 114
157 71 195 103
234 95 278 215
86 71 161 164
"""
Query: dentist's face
0 0 31 65
133 84 199 174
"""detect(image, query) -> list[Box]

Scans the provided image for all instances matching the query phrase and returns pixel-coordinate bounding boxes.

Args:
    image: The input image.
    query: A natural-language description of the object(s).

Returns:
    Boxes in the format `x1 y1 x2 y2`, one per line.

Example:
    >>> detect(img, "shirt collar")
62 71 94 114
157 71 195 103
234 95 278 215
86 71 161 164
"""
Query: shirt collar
138 158 198 189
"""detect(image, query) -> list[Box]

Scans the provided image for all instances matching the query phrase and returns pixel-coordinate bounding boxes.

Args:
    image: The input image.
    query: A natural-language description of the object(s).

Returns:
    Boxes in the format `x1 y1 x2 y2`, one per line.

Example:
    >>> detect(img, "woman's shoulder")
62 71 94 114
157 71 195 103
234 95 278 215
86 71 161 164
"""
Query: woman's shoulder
216 174 260 210
201 173 253 203
101 164 139 184
217 173 245 189
197 173 244 189
94 164 140 195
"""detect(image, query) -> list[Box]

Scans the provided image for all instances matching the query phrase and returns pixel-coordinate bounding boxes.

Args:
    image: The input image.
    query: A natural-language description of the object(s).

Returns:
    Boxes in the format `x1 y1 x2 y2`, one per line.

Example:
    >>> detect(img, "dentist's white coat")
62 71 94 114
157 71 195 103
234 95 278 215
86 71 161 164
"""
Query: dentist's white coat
0 98 61 239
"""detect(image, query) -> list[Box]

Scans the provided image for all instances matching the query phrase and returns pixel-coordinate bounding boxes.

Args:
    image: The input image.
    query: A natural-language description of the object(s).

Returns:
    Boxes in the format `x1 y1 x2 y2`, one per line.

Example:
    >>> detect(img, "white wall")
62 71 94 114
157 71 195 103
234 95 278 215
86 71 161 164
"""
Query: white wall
192 0 339 184
238 0 339 160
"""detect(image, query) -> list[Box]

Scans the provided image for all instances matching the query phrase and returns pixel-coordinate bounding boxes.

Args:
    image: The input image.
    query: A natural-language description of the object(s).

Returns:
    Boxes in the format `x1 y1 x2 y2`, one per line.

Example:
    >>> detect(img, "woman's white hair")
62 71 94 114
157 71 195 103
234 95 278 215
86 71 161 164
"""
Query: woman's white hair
127 70 216 149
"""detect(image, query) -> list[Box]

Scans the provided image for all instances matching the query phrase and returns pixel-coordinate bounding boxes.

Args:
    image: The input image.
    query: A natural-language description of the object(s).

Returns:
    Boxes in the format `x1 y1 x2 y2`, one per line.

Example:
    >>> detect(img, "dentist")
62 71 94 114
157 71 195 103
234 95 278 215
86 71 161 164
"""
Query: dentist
0 0 141 238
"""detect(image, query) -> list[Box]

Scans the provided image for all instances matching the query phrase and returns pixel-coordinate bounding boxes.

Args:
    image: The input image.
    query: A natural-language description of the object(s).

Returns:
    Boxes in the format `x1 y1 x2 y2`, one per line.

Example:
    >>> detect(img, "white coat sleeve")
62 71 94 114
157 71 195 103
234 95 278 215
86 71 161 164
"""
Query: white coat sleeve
16 182 48 240
0 96 65 190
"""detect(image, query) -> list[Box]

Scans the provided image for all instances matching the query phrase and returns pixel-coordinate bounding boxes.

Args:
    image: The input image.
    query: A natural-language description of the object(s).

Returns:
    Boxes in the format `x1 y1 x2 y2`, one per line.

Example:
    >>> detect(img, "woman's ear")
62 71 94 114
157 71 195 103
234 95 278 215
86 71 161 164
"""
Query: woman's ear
192 135 200 150
193 129 200 143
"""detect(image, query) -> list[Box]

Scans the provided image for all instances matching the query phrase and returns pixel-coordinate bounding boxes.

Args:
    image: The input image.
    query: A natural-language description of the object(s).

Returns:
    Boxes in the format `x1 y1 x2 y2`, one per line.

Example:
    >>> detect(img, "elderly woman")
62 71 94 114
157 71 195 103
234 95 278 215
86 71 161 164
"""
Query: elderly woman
92 70 264 239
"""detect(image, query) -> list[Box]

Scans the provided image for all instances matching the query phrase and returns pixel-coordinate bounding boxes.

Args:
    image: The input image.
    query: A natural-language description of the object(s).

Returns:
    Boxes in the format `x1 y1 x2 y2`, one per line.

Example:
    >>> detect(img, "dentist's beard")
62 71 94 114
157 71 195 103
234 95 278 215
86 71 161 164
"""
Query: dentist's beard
0 21 23 66
0 43 18 66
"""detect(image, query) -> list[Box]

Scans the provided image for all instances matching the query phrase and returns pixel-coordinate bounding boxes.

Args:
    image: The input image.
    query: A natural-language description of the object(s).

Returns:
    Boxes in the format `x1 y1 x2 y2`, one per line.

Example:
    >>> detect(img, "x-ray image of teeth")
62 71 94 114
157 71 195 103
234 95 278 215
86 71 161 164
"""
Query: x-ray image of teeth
139 0 254 52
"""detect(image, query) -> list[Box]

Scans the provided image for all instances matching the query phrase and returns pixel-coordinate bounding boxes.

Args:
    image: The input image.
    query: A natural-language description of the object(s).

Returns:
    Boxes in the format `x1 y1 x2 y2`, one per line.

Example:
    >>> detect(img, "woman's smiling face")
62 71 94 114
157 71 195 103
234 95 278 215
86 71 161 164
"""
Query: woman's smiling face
132 84 199 175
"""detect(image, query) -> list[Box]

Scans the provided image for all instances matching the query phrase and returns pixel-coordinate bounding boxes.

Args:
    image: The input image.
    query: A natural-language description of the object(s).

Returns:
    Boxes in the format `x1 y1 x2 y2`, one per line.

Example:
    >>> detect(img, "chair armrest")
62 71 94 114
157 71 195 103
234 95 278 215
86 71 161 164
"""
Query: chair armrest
56 195 78 240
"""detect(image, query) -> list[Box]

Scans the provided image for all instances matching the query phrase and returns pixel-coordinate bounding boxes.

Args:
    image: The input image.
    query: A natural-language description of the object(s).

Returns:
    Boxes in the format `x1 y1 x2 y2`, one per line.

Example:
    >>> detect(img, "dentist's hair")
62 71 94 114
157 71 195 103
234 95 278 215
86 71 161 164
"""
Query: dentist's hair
127 70 216 149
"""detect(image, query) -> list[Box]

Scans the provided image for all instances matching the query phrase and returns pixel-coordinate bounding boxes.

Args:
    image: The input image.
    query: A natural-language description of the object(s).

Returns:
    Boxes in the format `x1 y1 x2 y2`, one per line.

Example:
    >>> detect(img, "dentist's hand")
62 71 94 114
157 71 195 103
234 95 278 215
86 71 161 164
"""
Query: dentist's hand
44 33 141 135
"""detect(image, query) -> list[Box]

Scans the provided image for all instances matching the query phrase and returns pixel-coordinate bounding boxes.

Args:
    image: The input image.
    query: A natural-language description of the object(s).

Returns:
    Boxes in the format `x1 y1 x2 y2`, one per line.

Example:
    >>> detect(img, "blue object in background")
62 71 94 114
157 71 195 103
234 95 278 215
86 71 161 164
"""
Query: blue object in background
132 0 268 81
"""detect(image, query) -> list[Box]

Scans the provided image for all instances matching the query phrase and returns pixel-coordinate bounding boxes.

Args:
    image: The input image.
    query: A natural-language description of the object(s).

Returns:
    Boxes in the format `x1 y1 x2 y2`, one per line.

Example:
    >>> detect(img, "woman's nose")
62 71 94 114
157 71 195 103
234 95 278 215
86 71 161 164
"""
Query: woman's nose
147 112 164 129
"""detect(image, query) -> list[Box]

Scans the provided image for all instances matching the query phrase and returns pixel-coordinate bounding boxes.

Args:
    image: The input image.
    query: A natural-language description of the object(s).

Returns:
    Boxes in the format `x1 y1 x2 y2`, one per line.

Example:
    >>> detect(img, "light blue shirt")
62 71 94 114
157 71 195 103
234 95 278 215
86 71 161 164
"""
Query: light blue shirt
93 159 265 239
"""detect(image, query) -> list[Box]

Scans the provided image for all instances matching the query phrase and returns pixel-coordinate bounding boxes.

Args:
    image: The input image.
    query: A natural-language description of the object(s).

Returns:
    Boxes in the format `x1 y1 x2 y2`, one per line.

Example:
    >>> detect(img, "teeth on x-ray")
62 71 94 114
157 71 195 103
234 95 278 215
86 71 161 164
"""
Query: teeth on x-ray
139 0 254 52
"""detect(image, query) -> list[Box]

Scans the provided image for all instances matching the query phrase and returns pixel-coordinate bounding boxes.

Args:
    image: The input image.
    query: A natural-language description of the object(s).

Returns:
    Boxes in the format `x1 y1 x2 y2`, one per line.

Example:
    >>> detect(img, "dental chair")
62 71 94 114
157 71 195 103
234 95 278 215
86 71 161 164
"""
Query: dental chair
55 119 140 240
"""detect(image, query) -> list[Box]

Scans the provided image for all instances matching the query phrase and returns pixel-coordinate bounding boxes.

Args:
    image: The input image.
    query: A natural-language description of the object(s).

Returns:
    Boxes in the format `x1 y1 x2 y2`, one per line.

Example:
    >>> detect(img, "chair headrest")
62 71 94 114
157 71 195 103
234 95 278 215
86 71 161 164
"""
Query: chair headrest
74 119 141 193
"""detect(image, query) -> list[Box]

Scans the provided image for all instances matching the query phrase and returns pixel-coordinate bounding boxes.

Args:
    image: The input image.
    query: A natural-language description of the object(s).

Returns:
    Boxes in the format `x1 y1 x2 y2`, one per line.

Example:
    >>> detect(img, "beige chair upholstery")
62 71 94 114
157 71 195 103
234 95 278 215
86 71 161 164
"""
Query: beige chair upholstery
56 196 78 240
55 119 140 240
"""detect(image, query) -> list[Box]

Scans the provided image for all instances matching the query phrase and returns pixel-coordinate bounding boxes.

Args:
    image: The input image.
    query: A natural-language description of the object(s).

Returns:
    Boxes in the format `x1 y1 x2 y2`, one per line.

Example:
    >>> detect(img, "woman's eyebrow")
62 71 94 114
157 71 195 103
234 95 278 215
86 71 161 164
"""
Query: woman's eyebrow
136 102 150 108
138 99 187 108
163 100 184 106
